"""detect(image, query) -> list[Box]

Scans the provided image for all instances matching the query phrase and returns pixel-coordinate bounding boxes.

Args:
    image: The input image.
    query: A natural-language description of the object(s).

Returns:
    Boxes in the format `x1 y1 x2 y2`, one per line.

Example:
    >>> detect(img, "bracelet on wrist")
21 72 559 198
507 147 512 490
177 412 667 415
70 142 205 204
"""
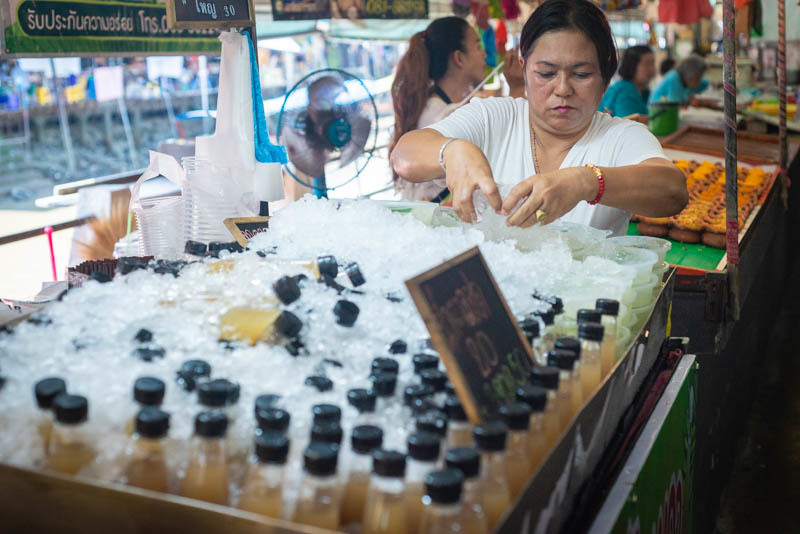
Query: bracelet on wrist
438 138 457 173
585 163 605 205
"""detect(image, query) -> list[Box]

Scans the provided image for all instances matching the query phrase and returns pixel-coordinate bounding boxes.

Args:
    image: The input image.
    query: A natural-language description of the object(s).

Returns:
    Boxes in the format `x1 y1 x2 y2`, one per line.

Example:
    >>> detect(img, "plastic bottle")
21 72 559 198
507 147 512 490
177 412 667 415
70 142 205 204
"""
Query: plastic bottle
444 395 473 447
340 425 384 526
124 407 170 493
546 349 579 431
176 359 211 392
529 366 561 450
534 308 557 350
416 411 448 443
371 372 398 412
184 240 207 262
33 377 66 455
371 357 400 376
515 385 548 471
310 421 344 447
445 447 488 534
578 322 605 399
420 369 449 405
596 298 620 374
518 317 544 365
405 431 442 533
420 469 466 534
255 407 290 435
218 307 302 346
499 402 533 497
554 337 583 415
404 384 437 416
125 377 166 435
181 411 229 505
362 449 408 534
237 431 289 519
48 394 95 475
293 442 341 529
413 353 439 375
312 403 342 425
473 421 511 530
347 388 377 424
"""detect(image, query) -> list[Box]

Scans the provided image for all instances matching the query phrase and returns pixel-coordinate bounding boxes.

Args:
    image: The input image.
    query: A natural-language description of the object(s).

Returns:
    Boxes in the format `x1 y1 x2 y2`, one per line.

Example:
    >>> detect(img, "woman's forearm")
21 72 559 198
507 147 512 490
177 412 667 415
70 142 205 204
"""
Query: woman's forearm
390 128 449 183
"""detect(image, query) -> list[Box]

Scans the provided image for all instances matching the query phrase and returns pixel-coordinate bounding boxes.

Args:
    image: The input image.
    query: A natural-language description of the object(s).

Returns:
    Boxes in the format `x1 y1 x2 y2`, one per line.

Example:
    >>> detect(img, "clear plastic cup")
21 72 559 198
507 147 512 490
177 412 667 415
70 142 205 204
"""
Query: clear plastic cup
587 245 659 284
134 195 184 260
182 157 239 243
608 236 672 264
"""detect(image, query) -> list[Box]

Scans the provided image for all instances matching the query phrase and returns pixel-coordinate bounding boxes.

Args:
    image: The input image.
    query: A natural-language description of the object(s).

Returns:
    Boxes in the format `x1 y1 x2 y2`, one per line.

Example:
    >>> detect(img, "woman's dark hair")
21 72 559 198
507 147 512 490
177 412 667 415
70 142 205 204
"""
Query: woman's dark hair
519 0 618 85
660 58 676 76
617 45 652 80
389 16 470 181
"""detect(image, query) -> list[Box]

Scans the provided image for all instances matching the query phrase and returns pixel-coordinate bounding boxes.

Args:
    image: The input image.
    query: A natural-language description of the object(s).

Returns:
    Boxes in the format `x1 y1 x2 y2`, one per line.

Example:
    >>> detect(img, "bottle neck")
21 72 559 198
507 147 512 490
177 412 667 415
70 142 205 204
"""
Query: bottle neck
348 451 373 474
303 472 339 489
369 473 405 494
580 339 602 353
53 420 88 441
424 500 462 517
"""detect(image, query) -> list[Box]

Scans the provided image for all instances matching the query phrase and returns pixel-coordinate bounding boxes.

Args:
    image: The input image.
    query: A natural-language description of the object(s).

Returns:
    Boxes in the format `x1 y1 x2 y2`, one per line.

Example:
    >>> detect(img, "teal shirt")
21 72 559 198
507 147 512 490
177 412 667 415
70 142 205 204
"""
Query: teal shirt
649 69 709 104
598 79 648 117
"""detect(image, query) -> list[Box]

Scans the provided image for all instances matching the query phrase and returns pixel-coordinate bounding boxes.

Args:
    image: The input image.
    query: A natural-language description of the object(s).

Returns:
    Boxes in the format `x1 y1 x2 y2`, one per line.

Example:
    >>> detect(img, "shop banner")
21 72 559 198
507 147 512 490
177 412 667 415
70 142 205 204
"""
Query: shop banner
271 0 428 21
1 0 221 58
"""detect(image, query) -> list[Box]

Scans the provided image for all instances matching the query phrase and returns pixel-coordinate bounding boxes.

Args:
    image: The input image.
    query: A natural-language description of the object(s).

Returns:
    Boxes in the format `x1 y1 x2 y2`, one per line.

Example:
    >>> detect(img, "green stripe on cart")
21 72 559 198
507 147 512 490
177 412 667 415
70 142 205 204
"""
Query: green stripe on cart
626 222 725 272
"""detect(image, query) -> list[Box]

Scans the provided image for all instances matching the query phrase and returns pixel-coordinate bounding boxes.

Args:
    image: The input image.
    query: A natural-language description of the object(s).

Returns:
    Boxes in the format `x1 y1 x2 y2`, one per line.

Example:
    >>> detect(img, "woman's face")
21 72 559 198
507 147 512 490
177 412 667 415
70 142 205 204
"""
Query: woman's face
634 52 656 87
522 29 606 136
461 27 488 85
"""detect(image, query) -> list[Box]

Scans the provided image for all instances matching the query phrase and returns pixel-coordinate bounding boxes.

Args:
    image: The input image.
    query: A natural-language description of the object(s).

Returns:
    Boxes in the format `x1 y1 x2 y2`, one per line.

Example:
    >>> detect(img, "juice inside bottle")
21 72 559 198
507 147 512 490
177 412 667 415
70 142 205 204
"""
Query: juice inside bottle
530 366 561 450
516 385 548 471
445 447 488 534
420 469 465 534
125 376 166 435
500 403 533 497
404 431 441 533
181 410 229 505
444 396 473 447
124 407 170 493
579 322 605 399
34 377 66 456
237 431 288 519
535 308 557 351
293 442 341 530
547 350 579 430
597 299 620 374
340 424 384 526
218 307 302 346
474 421 511 530
555 338 583 413
48 394 95 475
362 449 408 534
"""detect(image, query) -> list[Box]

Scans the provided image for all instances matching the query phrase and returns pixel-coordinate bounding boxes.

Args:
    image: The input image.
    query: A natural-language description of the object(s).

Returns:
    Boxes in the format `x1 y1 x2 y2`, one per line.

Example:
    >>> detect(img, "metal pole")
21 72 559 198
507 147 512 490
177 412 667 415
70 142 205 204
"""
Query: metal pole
723 0 740 320
199 55 210 135
160 76 179 139
778 0 788 199
117 97 138 168
51 59 76 176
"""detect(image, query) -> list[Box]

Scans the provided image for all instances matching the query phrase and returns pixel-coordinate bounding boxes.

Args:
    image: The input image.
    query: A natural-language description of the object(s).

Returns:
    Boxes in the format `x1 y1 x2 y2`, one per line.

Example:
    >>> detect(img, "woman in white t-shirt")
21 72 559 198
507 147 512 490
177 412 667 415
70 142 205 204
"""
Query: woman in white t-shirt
389 17 523 202
390 0 688 236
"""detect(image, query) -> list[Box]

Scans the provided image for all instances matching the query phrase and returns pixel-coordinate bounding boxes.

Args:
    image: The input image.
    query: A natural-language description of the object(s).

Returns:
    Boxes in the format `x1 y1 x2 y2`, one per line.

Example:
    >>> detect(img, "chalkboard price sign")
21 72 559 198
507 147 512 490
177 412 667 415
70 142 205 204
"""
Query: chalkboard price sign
224 216 270 247
406 247 535 423
166 0 255 29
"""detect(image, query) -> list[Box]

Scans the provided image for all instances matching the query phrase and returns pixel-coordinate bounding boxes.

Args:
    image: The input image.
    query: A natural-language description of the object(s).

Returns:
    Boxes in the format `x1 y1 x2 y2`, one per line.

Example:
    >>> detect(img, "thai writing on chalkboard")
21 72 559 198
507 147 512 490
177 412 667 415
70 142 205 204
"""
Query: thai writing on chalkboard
166 0 255 29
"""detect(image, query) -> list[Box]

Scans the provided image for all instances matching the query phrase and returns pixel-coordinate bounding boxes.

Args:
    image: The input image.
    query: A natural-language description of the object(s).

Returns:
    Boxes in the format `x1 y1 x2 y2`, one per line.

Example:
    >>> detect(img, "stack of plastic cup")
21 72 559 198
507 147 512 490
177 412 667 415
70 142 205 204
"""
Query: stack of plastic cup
134 195 185 260
182 157 239 243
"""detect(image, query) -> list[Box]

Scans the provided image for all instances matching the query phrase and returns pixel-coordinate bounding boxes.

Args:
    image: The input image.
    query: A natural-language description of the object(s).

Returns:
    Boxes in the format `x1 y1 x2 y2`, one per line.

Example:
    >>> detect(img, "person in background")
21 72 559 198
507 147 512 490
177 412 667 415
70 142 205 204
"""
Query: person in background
598 45 655 117
389 16 524 201
659 58 675 76
649 55 708 105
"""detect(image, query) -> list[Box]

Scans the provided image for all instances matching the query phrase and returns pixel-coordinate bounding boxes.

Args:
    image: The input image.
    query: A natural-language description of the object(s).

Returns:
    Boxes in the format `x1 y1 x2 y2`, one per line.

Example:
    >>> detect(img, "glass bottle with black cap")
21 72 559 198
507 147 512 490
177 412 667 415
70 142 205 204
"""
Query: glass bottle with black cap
293 442 341 529
547 349 580 430
370 371 397 412
420 468 466 534
519 315 544 365
516 384 548 471
340 425 384 525
34 376 66 455
578 321 605 398
125 376 166 435
123 406 171 493
534 308 557 350
554 337 583 412
473 421 511 531
181 410 229 505
405 431 442 533
237 431 289 519
48 393 95 475
500 402 533 498
362 449 408 534
596 298 620 376
445 447 488 534
348 387 377 425
444 395 473 447
530 366 561 450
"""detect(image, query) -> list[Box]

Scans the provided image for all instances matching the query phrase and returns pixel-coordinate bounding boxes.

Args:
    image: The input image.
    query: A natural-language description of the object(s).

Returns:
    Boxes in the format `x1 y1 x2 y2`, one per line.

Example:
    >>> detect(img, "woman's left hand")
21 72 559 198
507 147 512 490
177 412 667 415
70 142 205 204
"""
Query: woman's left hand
501 167 596 227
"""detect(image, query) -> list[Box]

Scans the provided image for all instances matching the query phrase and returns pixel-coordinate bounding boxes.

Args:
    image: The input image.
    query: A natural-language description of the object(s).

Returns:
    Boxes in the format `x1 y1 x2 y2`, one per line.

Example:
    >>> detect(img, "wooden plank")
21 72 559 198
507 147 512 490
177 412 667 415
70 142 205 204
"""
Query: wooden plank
661 125 799 164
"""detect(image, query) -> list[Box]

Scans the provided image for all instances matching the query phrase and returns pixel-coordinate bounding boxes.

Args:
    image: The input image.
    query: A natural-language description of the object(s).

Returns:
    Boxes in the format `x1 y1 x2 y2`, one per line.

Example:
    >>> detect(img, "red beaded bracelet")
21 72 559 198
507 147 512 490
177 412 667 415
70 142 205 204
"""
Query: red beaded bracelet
585 163 605 205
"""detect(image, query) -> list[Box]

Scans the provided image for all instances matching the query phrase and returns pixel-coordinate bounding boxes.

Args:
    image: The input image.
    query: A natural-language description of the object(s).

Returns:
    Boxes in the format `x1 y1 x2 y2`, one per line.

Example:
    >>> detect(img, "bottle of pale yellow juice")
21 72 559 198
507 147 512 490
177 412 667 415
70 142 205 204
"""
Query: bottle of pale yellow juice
515 385 548 472
34 377 67 456
340 425 384 526
546 350 580 431
445 447 488 534
347 388 378 425
554 338 583 414
596 299 620 373
181 411 229 505
125 377 166 435
362 449 408 534
237 431 289 519
123 407 171 493
578 322 605 399
534 309 557 350
499 403 533 499
255 407 290 435
444 396 473 447
518 317 545 366
529 366 561 450
473 421 511 531
218 307 303 346
404 431 441 533
48 394 95 475
293 442 342 530
420 468 466 534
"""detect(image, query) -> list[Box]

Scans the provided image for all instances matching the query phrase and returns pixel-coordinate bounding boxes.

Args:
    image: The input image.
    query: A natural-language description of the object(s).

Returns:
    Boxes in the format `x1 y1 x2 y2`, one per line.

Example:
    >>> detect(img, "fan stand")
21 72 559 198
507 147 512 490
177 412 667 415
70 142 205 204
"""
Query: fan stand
313 174 328 199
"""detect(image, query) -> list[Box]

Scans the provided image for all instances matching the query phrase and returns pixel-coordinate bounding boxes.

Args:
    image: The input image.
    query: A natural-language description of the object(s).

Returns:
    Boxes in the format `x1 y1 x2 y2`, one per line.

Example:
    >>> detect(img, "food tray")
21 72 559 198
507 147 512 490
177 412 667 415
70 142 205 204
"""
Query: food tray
660 125 798 164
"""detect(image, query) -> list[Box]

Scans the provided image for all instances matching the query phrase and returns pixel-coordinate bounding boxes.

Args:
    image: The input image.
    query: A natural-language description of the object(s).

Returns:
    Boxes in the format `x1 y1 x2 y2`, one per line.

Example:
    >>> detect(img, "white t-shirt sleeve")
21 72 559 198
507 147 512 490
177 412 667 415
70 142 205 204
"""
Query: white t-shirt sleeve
608 121 669 166
425 99 487 149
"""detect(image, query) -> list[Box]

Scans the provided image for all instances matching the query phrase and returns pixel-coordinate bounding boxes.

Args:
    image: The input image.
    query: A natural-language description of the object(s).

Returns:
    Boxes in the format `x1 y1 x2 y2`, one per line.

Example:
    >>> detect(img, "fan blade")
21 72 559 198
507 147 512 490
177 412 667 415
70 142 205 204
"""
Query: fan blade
307 75 346 116
282 122 330 178
338 114 372 168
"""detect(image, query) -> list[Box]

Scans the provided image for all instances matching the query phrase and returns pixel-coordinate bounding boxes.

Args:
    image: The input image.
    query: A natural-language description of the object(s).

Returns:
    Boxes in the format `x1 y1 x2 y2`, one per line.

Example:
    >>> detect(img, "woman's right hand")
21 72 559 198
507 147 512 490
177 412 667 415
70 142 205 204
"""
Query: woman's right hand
442 139 503 222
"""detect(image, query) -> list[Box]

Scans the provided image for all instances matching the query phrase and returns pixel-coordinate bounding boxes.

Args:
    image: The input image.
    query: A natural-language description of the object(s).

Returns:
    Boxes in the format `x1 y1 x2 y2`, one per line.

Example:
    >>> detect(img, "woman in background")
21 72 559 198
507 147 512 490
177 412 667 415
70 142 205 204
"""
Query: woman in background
598 45 655 118
649 54 708 105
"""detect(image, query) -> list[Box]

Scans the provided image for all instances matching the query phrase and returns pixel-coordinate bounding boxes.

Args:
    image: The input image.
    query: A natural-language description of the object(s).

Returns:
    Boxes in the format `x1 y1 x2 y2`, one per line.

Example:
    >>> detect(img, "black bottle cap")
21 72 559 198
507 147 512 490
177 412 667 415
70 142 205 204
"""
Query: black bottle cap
184 240 207 257
554 338 581 358
552 296 564 314
444 395 468 422
407 431 441 461
333 300 359 327
88 271 112 283
413 353 439 374
305 375 333 392
596 299 620 316
371 357 399 375
345 262 366 287
416 412 448 437
133 347 165 362
577 309 603 324
500 402 532 431
34 377 67 409
388 339 407 354
133 376 166 406
516 384 547 412
370 372 397 397
195 410 228 438
254 393 280 414
312 403 341 424
424 469 463 505
311 421 343 445
474 421 507 452
320 273 346 293
53 393 88 424
198 379 239 408
273 275 301 305
534 309 555 326
135 407 170 439
445 447 481 479
404 384 435 407
420 369 448 393
176 359 211 392
303 442 339 477
117 257 148 275
530 366 560 390
347 388 376 413
255 431 289 464
256 407 290 433
275 311 303 338
579 322 605 342
134 328 153 343
317 255 339 278
351 424 384 454
444 381 456 396
518 317 540 340
208 241 242 255
372 449 406 478
547 349 576 371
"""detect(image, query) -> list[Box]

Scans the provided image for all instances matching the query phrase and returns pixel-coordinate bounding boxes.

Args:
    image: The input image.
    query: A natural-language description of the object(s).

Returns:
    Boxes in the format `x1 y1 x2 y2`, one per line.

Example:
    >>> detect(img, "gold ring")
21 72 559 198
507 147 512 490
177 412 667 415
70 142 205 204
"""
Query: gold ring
536 209 547 222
